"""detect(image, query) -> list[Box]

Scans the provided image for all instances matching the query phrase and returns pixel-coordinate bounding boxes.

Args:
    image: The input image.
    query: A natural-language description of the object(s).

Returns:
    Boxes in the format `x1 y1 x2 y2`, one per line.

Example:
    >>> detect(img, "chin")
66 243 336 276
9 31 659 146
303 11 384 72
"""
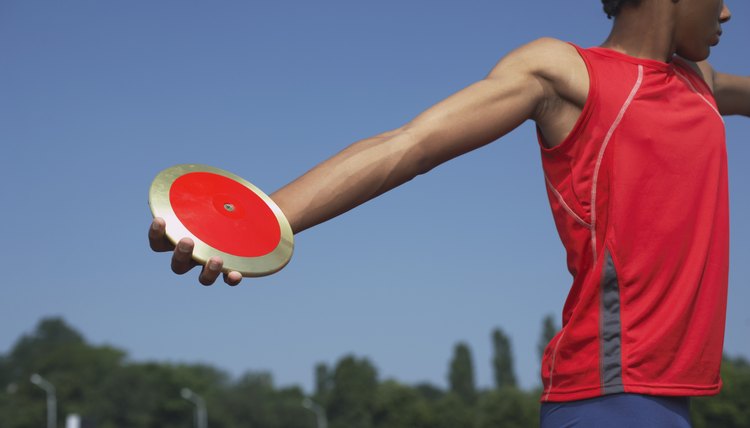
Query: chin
678 47 711 62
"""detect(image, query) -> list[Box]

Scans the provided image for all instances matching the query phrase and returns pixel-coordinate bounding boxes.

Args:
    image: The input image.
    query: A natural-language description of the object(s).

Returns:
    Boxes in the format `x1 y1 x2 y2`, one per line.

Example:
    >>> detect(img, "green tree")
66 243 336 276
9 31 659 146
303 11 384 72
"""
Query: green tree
537 314 559 363
691 356 750 428
0 318 231 428
0 317 128 428
221 371 311 428
448 342 476 404
414 382 444 402
431 392 474 428
327 355 378 428
98 362 194 428
10 316 748 428
274 385 314 428
7 317 86 374
372 380 433 428
476 388 539 428
314 362 332 399
475 387 539 428
492 328 517 389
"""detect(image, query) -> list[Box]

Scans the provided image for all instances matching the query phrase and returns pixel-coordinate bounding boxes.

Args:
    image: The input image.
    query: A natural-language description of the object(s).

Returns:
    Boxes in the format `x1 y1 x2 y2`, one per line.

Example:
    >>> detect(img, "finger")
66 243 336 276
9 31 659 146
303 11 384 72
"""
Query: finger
199 257 224 286
171 238 197 275
224 271 243 286
149 218 175 252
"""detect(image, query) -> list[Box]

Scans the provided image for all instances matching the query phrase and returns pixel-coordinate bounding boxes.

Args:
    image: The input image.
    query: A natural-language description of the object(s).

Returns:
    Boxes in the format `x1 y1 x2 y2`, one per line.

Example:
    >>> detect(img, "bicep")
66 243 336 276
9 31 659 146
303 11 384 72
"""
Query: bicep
403 43 551 171
713 71 750 117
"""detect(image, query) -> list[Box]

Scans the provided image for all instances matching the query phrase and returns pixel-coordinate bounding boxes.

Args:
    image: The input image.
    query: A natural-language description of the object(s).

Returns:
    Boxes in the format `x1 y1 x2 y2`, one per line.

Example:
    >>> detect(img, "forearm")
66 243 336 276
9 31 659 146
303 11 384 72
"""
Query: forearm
271 127 428 233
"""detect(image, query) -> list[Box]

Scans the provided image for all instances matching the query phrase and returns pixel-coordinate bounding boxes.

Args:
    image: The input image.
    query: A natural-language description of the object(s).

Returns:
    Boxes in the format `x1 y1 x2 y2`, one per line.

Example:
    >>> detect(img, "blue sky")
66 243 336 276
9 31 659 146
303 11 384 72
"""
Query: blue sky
1 1 748 393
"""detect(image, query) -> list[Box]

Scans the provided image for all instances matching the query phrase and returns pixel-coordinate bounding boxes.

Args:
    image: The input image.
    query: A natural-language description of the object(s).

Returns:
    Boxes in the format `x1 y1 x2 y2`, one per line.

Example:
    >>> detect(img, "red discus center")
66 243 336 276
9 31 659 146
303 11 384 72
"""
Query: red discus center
169 172 281 257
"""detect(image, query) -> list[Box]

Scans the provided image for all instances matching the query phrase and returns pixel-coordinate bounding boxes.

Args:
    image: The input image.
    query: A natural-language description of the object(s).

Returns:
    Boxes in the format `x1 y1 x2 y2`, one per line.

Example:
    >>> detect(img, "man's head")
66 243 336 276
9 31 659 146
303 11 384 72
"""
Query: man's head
673 0 732 61
602 0 641 19
603 0 732 61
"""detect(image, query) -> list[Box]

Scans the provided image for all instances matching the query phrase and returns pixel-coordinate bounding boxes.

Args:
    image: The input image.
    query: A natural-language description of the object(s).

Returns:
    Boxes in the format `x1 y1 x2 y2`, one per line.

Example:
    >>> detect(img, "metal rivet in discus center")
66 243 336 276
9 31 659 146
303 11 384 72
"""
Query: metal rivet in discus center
224 203 235 212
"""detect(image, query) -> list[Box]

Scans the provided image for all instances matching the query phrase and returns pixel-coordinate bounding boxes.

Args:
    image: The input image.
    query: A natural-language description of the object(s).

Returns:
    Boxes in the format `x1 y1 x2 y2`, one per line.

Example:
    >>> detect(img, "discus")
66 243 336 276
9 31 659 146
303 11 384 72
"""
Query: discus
148 164 294 277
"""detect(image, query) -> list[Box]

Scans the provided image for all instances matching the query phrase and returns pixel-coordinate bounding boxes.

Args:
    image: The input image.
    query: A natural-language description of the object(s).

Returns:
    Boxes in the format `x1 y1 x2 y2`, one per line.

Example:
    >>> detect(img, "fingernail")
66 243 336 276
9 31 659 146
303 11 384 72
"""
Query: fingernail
209 261 220 271
178 244 191 253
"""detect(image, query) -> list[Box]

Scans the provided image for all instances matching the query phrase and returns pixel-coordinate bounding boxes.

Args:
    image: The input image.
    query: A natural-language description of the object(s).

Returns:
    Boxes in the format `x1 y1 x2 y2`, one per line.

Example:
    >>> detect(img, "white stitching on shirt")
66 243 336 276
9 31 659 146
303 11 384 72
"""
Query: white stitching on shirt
590 65 644 263
544 329 567 401
673 69 724 123
544 174 592 229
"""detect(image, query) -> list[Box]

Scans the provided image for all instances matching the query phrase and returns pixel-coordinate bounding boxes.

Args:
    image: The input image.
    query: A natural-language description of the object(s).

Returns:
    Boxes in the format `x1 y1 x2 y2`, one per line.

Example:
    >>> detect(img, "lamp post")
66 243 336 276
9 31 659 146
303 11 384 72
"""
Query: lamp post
181 387 207 428
30 373 56 428
302 397 327 428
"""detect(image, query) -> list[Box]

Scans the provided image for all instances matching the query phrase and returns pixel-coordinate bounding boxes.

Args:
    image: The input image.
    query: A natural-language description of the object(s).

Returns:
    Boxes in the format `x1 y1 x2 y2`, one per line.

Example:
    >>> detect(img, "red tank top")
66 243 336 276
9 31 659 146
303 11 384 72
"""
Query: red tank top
538 45 729 402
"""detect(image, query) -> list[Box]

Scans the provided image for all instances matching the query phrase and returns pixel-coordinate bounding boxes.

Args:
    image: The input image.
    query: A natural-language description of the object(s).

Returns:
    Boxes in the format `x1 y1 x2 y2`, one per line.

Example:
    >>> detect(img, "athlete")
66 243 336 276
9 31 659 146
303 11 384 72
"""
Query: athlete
149 0 749 426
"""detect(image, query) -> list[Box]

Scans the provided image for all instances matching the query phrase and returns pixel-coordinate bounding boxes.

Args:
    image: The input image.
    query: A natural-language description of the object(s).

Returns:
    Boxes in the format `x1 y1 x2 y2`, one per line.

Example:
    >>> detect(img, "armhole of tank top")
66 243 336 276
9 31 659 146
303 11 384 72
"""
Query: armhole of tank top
538 43 597 155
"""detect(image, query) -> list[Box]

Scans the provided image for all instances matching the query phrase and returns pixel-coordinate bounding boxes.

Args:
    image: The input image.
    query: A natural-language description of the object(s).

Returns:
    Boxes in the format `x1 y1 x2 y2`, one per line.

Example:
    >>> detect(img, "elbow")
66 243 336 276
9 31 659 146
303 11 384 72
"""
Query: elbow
415 153 437 177
397 124 438 177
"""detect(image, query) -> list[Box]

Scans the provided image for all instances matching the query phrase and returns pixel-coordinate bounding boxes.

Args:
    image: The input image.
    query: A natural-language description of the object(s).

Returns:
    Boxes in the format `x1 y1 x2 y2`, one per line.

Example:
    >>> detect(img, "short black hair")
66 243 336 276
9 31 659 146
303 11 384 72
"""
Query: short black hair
601 0 642 19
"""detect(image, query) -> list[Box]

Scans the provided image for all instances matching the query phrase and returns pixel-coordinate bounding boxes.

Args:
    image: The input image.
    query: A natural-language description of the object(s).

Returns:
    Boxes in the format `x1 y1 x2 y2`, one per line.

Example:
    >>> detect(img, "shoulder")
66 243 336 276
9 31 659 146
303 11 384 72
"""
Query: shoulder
488 38 585 81
697 63 750 116
488 37 589 95
676 57 716 92
490 38 590 116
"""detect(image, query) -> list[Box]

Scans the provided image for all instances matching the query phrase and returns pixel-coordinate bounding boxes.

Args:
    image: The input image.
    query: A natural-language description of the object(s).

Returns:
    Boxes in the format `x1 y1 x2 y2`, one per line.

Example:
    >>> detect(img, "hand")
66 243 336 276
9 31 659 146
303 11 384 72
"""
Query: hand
148 217 243 286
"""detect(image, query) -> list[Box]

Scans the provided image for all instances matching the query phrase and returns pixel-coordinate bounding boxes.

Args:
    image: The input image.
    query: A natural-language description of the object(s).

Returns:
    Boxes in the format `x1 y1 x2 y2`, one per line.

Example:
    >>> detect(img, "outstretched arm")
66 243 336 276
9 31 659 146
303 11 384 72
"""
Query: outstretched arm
151 38 578 285
272 45 551 234
696 61 750 117
714 71 750 117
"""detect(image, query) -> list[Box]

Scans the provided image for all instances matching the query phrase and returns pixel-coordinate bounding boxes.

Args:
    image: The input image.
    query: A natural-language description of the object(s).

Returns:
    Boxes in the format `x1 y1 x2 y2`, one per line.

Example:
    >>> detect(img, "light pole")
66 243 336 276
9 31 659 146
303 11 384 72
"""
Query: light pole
30 373 56 428
181 387 207 428
302 397 327 428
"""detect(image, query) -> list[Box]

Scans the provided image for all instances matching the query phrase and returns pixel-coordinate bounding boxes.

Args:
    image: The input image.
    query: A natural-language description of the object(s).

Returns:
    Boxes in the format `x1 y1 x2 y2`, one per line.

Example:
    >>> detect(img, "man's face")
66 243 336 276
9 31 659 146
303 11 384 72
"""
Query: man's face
674 0 732 61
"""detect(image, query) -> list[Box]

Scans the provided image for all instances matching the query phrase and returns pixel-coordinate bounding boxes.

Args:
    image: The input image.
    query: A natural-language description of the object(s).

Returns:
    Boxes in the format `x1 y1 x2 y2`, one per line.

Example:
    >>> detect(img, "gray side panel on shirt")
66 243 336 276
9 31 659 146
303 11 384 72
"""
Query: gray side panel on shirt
601 248 625 394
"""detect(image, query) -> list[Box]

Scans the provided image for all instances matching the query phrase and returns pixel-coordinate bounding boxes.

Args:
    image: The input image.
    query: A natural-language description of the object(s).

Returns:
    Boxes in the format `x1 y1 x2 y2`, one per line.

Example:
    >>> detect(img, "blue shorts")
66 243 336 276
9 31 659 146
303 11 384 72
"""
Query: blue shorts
540 394 691 428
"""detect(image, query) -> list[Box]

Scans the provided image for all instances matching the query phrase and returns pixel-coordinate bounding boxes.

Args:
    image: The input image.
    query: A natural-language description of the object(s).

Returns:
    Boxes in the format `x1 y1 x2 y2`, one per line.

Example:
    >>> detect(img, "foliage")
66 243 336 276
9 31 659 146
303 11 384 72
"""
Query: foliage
537 314 559 364
691 356 750 428
448 342 477 405
327 355 378 428
491 328 517 389
372 380 433 428
314 362 332 398
1 317 748 427
476 388 539 428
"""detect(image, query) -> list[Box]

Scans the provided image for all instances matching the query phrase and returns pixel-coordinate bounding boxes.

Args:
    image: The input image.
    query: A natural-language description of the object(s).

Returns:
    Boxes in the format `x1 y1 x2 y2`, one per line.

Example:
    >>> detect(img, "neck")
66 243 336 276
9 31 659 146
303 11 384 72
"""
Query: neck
601 1 678 63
